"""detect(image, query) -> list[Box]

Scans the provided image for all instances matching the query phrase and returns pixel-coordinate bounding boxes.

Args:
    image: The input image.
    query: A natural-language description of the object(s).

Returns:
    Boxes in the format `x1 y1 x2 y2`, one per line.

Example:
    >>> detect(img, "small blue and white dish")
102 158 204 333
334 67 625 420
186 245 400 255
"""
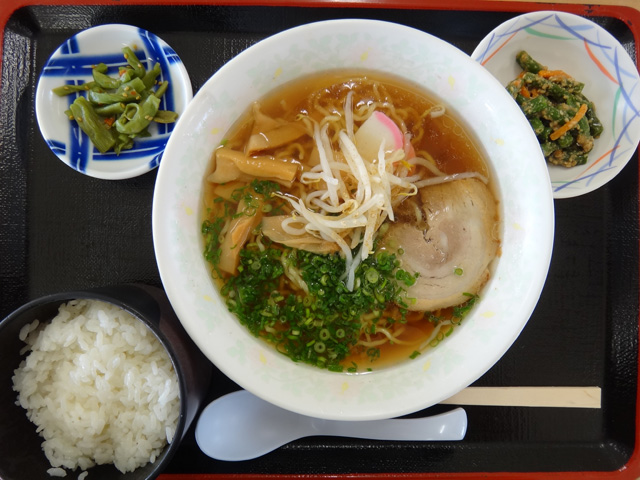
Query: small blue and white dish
35 24 192 180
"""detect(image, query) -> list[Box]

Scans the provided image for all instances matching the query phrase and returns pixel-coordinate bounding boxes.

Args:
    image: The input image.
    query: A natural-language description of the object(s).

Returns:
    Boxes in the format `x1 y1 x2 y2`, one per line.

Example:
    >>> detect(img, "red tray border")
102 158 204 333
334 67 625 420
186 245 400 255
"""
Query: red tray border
0 1 638 479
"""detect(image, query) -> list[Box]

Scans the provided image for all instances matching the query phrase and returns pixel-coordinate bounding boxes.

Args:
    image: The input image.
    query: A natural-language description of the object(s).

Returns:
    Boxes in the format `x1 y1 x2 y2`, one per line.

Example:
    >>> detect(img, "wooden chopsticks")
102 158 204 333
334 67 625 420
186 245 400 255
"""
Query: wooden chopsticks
440 386 602 409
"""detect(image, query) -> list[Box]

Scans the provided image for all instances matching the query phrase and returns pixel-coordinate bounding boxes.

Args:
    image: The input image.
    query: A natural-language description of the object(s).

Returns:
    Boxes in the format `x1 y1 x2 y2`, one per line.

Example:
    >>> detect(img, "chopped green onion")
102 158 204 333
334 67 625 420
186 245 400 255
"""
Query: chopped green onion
200 223 467 371
365 268 379 284
319 328 331 341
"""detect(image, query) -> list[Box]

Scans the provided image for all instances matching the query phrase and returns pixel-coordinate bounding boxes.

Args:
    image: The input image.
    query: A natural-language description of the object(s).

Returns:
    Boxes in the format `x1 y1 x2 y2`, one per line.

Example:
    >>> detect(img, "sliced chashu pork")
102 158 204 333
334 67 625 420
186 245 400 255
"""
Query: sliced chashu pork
381 177 499 311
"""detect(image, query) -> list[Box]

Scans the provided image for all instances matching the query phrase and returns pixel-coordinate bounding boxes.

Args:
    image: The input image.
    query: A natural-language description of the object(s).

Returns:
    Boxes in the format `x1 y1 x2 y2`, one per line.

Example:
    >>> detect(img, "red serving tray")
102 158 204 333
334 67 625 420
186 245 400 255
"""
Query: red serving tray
1 1 638 479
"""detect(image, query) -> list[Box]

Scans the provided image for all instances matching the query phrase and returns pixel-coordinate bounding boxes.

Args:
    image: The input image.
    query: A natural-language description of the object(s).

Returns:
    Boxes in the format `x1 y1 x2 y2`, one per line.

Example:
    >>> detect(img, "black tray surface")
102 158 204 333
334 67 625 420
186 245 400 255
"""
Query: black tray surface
1 4 637 475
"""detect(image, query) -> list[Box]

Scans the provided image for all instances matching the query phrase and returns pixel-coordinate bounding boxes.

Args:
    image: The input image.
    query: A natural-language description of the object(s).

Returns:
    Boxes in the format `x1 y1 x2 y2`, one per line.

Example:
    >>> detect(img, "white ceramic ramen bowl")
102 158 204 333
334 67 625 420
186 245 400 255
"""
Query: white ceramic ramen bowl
472 11 640 199
35 24 192 180
153 19 554 421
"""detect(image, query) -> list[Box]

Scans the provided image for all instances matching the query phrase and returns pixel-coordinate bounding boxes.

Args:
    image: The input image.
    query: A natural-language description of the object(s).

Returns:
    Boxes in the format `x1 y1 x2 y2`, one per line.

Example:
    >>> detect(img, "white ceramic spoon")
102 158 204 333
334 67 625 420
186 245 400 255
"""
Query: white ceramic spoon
195 389 468 461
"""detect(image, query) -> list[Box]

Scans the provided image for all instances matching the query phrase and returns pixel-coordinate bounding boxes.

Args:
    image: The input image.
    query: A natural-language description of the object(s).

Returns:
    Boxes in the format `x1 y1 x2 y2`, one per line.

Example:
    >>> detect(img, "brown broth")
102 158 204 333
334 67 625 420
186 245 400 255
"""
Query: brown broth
213 69 488 177
203 70 491 371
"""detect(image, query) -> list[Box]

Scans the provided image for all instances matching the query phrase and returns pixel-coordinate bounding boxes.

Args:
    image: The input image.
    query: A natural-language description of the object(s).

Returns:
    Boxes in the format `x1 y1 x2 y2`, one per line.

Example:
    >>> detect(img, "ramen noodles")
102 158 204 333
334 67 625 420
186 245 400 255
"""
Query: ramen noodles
201 70 500 372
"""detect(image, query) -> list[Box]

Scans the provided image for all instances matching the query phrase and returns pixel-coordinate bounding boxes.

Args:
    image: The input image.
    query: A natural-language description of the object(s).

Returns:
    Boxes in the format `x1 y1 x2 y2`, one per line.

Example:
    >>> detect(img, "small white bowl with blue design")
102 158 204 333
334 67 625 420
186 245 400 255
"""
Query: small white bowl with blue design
472 11 640 199
35 24 192 180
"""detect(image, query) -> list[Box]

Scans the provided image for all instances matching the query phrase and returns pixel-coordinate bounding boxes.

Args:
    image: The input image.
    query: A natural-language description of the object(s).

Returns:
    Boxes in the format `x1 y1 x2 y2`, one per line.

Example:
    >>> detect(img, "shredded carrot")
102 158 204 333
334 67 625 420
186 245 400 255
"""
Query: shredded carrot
104 117 116 127
550 104 588 141
520 86 531 98
119 68 128 76
538 69 571 79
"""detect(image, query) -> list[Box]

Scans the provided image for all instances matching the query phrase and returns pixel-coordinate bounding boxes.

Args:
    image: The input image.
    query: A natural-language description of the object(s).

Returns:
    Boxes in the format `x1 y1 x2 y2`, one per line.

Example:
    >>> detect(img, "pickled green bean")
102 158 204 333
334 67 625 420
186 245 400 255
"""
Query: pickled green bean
114 133 135 154
94 102 126 116
154 80 169 99
142 63 162 90
115 95 160 135
122 46 146 78
119 68 136 83
69 97 116 153
94 63 108 74
92 67 121 90
153 110 179 123
52 45 179 155
52 82 96 96
87 77 147 105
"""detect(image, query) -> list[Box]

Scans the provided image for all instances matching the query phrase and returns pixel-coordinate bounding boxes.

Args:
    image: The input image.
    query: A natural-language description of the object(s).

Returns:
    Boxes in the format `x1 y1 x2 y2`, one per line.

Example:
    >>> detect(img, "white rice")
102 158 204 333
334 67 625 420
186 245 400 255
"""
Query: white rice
12 299 180 476
46 467 67 477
